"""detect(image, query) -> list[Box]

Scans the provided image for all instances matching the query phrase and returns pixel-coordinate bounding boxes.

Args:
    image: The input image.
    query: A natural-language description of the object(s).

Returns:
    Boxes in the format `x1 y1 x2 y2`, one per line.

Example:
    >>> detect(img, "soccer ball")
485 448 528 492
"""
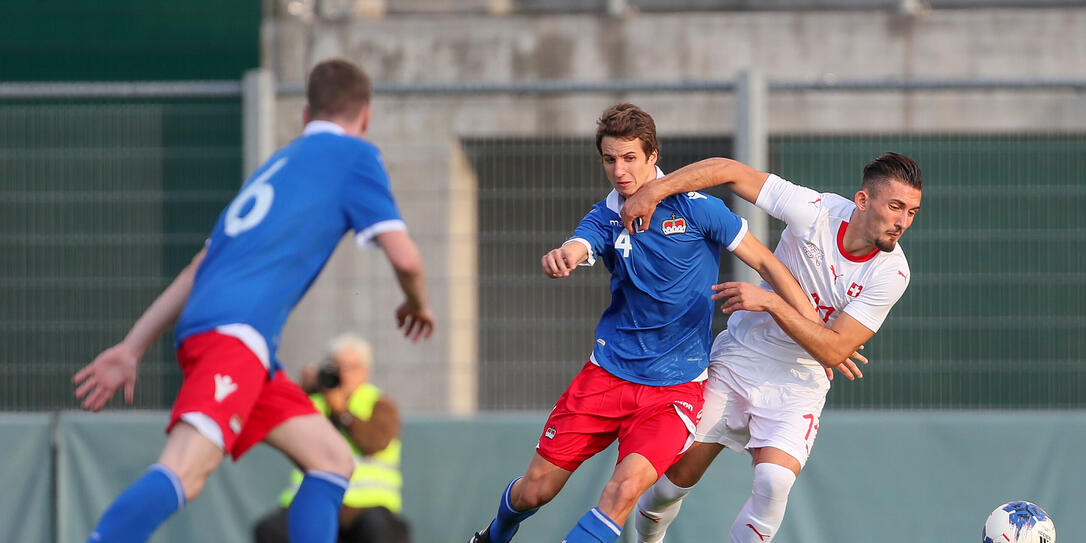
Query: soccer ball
982 501 1055 543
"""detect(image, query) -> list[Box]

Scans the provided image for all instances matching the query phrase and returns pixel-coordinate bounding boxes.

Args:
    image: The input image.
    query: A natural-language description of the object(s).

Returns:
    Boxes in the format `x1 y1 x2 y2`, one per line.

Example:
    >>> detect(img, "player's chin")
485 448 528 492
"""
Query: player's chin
876 236 898 252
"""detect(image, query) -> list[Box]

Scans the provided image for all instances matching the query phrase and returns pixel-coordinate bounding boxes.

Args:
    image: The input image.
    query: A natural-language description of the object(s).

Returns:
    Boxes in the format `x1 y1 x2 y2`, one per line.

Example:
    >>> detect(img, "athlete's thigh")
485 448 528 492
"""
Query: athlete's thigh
168 331 271 454
536 362 625 472
747 390 827 470
618 380 704 478
263 413 346 471
695 363 753 454
235 369 319 459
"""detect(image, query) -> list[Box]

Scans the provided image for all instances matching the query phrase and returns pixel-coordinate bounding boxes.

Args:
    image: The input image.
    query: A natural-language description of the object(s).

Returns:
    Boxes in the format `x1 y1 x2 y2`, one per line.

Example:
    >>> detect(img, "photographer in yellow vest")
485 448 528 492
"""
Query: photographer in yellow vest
254 333 408 543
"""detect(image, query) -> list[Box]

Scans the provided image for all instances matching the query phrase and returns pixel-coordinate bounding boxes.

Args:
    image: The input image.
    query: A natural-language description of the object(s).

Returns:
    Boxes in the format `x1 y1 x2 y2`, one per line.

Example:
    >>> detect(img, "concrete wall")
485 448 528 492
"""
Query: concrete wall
264 8 1086 413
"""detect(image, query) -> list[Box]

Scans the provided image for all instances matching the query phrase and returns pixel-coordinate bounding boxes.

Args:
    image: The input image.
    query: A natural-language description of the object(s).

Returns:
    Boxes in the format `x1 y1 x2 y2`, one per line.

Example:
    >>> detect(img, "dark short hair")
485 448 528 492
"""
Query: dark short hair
595 103 659 158
862 152 923 194
306 59 372 120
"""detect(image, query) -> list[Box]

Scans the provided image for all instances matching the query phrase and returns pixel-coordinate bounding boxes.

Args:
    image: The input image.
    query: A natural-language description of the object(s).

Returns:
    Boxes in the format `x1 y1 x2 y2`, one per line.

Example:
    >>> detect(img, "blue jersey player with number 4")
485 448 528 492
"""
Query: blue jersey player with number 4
72 59 435 543
468 103 820 543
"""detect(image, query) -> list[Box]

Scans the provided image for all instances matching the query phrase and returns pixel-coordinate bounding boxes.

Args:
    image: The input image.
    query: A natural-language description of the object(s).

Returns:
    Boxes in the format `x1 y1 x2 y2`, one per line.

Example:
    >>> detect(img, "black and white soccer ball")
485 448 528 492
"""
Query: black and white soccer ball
982 501 1055 543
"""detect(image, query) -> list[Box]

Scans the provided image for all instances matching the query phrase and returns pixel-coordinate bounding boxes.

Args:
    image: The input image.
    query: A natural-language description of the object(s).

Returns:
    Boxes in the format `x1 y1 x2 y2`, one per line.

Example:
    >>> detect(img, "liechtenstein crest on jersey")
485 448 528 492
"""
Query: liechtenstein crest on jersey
662 214 687 235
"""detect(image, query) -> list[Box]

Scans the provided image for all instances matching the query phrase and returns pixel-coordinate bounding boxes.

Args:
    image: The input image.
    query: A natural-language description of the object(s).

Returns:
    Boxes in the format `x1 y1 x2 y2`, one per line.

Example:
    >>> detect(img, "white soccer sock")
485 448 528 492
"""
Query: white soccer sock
634 475 692 543
730 463 797 543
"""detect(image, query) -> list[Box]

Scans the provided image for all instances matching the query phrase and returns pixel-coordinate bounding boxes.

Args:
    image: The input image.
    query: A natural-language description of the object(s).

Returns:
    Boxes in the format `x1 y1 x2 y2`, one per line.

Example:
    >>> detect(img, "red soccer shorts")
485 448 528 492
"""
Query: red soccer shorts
535 361 705 477
167 330 317 459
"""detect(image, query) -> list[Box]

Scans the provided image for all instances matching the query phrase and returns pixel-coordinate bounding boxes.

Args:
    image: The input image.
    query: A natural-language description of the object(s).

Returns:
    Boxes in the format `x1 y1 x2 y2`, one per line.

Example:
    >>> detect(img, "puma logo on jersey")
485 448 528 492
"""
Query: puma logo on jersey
897 270 908 279
809 197 822 206
214 374 238 402
662 214 687 235
685 191 707 200
830 265 844 283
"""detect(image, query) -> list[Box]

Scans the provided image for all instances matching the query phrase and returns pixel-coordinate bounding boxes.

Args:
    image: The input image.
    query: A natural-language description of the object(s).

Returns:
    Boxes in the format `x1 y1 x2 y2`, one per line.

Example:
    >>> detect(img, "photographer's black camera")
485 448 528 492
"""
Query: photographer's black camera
316 362 340 389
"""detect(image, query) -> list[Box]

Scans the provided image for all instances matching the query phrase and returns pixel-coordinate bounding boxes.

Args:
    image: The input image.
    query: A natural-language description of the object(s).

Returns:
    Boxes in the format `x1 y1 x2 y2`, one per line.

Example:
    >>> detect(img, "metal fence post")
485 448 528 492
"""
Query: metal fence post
243 68 276 179
734 69 771 285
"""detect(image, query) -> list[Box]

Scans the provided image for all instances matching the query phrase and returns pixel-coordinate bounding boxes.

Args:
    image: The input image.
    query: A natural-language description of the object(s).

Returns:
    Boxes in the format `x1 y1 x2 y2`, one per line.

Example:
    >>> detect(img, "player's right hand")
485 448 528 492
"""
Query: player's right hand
541 247 576 278
73 343 140 411
396 302 435 342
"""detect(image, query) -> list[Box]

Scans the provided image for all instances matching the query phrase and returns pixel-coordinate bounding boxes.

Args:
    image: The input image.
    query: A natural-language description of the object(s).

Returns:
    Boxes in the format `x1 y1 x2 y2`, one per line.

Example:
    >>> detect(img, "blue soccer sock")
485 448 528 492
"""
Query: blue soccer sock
563 508 622 543
287 470 349 543
87 463 186 543
488 477 540 543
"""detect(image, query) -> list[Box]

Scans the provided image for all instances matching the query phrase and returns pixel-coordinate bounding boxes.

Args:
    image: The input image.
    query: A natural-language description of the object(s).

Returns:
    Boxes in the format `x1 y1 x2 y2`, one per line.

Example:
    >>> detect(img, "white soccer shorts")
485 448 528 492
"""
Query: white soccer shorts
694 331 829 468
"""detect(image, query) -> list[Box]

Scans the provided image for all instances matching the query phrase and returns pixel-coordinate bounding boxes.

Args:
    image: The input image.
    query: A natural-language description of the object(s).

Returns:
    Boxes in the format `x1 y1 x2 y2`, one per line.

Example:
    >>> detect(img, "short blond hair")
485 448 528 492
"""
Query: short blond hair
326 332 373 370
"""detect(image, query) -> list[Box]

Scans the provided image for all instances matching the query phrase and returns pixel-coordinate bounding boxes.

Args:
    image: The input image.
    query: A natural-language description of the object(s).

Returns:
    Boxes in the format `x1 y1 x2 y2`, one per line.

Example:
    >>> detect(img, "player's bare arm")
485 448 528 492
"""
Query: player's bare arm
622 158 770 233
715 281 873 372
728 233 819 323
542 241 589 279
73 247 207 411
723 237 864 380
376 230 435 341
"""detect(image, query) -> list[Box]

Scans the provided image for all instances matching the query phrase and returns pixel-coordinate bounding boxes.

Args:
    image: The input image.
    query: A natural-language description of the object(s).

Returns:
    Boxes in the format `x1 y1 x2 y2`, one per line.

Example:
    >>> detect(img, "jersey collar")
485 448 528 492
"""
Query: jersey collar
607 165 666 214
302 120 347 136
837 221 880 263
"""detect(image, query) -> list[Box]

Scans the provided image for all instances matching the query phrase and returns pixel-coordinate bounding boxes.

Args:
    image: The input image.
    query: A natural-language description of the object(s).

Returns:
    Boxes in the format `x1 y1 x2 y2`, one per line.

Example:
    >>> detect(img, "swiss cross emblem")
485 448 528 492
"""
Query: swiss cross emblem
847 282 863 297
661 214 687 236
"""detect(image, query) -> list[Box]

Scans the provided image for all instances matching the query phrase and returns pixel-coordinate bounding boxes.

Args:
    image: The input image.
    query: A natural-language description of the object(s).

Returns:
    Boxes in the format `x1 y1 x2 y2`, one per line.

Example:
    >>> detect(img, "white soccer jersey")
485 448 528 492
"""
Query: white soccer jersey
724 174 911 379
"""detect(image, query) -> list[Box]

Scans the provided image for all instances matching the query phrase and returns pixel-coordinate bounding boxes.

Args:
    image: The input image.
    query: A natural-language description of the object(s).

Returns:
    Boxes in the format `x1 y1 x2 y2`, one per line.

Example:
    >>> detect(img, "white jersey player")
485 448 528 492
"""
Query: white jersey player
620 152 923 543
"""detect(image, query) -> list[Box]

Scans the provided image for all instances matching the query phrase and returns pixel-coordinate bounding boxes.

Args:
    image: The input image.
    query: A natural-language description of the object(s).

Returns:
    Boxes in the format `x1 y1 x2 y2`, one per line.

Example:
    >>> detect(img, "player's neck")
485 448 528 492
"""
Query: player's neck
842 211 877 257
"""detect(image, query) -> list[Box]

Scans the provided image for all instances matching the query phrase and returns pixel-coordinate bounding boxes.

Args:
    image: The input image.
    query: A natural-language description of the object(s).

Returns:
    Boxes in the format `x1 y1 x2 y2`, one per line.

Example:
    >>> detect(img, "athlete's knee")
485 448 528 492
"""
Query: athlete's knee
602 474 653 509
158 456 218 501
300 432 354 478
751 463 797 501
324 437 355 479
515 473 559 509
172 468 212 501
665 453 709 488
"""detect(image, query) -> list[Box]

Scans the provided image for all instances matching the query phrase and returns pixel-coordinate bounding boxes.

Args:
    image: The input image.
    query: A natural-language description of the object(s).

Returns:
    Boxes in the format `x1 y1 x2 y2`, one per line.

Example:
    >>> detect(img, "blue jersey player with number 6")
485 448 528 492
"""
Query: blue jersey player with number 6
468 103 821 543
72 59 435 543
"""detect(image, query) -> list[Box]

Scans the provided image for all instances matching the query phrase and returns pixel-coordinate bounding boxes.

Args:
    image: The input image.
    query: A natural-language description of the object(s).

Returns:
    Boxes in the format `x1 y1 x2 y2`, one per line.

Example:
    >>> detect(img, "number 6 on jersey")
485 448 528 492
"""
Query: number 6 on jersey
224 158 287 237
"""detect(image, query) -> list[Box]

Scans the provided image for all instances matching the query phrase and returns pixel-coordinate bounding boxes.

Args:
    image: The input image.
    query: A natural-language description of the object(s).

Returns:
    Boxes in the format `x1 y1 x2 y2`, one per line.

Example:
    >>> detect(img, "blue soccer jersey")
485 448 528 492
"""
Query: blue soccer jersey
175 121 404 372
568 188 747 386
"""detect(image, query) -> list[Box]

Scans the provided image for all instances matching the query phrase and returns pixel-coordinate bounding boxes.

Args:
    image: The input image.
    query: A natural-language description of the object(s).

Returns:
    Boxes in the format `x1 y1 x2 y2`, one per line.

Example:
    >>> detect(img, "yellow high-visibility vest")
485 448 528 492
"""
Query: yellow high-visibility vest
278 383 403 512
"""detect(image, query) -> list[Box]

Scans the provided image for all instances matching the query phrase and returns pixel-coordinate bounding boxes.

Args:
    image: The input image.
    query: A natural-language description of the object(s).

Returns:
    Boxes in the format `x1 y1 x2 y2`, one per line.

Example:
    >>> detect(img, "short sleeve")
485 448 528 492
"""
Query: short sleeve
841 264 911 333
755 174 824 231
343 145 406 247
568 204 611 266
684 193 748 252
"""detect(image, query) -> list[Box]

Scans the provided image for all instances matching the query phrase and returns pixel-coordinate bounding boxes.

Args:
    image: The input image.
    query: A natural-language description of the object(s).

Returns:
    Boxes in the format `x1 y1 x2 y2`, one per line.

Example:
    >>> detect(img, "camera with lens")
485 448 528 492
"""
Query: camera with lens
316 362 341 390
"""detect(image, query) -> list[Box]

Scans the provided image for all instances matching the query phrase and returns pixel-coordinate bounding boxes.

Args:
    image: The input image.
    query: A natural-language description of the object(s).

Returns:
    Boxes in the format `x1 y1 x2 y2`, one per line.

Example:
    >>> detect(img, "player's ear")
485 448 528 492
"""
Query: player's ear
358 105 372 135
648 148 658 166
854 190 868 211
302 105 312 125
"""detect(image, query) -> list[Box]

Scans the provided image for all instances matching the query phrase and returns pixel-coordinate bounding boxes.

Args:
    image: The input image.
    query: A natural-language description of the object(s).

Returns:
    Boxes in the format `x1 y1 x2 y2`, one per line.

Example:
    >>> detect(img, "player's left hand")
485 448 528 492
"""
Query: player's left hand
712 281 777 314
396 302 435 342
823 346 867 381
73 342 140 411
